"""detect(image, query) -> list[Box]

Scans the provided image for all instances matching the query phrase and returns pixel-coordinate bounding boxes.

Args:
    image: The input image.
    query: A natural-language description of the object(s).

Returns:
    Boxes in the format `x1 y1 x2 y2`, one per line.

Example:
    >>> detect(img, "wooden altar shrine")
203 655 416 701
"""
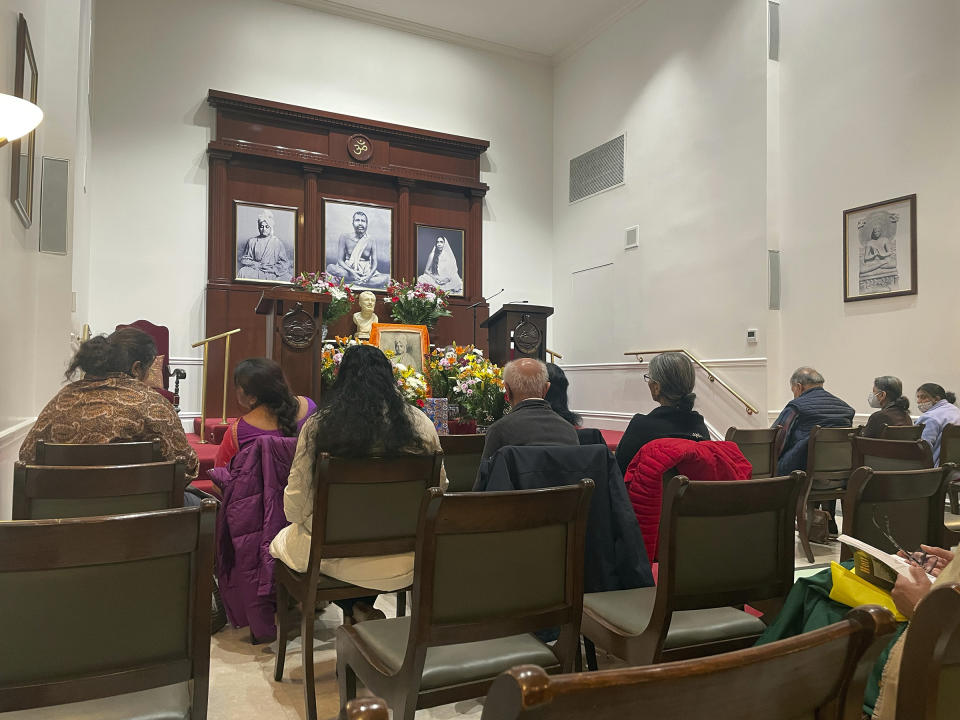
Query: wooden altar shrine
202 91 491 415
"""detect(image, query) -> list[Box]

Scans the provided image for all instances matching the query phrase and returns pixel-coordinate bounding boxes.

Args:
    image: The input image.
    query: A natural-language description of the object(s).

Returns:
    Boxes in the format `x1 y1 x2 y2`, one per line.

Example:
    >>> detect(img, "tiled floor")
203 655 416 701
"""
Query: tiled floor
207 528 848 720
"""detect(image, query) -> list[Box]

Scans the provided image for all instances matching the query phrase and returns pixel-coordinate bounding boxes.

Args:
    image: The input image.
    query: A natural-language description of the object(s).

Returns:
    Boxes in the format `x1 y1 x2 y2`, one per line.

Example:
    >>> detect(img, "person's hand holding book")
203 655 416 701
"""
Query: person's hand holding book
891 564 935 619
898 545 954 576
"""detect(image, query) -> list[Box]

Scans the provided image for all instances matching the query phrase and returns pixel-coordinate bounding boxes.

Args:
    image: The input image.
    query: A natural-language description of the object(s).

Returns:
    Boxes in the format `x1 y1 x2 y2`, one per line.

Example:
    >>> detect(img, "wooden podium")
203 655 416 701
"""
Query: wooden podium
480 304 554 367
255 287 332 402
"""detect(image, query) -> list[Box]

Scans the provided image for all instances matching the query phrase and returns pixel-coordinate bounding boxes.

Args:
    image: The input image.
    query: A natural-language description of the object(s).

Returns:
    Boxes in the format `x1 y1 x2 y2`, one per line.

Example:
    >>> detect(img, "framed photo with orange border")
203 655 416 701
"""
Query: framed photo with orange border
369 323 430 375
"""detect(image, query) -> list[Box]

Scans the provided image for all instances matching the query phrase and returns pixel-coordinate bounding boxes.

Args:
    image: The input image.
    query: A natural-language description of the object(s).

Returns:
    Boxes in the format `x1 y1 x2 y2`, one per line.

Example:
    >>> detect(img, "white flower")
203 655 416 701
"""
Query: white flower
395 363 408 372
330 287 347 301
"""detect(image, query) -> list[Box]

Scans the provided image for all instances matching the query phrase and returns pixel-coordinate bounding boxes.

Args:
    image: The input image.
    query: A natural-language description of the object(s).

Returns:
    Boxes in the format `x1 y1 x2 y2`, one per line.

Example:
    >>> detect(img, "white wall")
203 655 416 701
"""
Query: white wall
775 0 960 416
87 0 555 378
0 0 88 518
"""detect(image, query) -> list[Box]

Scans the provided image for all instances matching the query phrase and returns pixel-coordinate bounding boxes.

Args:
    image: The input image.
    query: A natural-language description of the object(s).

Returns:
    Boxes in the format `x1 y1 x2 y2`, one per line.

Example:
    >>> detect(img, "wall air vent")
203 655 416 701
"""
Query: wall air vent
569 133 625 203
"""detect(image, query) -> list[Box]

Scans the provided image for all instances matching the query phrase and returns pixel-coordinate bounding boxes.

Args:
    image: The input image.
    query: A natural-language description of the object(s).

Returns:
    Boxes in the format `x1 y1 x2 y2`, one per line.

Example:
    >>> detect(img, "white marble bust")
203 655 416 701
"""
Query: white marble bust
352 290 379 339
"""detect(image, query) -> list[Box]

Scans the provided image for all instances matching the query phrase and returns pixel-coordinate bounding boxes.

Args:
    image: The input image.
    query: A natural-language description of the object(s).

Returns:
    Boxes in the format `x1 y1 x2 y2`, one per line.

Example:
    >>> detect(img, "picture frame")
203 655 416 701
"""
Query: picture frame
416 225 465 297
11 13 38 229
843 194 917 302
234 201 297 285
369 323 430 375
323 199 392 292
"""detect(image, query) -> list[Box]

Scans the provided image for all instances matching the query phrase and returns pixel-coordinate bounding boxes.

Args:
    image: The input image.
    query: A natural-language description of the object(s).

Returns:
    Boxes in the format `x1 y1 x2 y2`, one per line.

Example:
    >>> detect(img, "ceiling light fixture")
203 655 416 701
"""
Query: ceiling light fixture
0 93 43 147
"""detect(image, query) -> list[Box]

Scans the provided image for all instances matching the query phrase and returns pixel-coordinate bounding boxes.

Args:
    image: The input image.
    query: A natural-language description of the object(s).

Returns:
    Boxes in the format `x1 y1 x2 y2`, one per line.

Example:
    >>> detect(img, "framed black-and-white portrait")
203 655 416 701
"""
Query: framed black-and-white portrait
323 199 392 292
843 194 917 302
416 225 464 297
234 201 297 285
369 323 429 375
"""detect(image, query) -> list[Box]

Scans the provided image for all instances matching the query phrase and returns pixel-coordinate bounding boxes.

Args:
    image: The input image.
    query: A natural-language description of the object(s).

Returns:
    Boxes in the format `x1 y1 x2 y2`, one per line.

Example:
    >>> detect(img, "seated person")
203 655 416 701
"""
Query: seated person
416 235 463 294
19 327 200 482
325 210 388 289
615 352 709 476
863 375 912 438
269 344 446 622
772 366 854 475
545 362 581 426
914 382 960 465
480 358 580 461
215 358 315 468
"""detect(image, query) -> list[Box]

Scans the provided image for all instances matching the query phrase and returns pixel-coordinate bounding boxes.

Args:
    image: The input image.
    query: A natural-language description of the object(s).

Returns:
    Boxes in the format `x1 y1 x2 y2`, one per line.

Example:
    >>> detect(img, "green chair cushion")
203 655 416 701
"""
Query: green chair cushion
584 587 766 649
351 617 559 690
2 682 189 719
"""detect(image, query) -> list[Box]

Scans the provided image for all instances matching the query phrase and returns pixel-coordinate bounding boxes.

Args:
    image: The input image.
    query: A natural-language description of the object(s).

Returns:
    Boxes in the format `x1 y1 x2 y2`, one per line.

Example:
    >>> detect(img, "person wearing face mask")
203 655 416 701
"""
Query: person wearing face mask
863 375 912 438
914 382 960 464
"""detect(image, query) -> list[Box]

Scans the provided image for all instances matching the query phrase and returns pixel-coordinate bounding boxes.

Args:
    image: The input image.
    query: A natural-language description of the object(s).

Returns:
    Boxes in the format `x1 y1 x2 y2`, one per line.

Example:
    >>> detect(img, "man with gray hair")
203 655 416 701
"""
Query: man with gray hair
480 357 579 461
773 366 854 476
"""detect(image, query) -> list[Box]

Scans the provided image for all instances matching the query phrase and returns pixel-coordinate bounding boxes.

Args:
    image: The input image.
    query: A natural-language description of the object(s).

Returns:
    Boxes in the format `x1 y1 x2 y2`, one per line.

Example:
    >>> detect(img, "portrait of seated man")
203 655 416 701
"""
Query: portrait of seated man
380 331 422 373
236 206 295 283
324 203 392 291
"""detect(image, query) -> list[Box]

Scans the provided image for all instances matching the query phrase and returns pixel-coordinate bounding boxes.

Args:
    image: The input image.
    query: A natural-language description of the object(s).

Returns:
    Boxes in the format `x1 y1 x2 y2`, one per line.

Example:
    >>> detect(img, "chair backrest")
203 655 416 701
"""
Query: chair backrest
656 473 804 613
117 319 170 390
438 434 485 493
12 460 186 519
840 465 951 561
896 582 960 720
0 502 215 714
481 605 898 720
852 435 934 472
576 427 606 446
880 424 924 441
407 482 593 665
308 453 442 569
35 439 164 465
940 423 960 466
806 426 855 485
724 426 779 478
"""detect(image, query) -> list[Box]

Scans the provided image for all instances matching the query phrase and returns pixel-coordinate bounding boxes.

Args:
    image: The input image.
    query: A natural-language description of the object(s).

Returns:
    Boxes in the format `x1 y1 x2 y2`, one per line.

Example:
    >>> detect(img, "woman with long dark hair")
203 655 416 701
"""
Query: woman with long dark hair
915 382 960 464
269 344 445 622
863 375 912 438
545 363 581 426
214 358 315 467
20 327 199 479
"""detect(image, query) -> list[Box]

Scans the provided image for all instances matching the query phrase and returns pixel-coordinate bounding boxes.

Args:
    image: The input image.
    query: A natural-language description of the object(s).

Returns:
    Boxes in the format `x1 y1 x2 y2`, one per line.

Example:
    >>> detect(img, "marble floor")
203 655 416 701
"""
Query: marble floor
206 528 849 720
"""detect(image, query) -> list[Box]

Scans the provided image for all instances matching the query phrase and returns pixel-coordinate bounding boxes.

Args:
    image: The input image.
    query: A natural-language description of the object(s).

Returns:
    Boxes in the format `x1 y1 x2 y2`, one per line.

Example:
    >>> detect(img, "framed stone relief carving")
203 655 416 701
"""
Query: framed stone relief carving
11 13 38 228
843 194 917 302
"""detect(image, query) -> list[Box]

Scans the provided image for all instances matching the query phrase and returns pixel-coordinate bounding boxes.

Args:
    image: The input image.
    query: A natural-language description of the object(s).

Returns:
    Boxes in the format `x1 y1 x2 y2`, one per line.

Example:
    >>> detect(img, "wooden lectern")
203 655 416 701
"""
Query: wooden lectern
255 287 331 402
480 304 554 367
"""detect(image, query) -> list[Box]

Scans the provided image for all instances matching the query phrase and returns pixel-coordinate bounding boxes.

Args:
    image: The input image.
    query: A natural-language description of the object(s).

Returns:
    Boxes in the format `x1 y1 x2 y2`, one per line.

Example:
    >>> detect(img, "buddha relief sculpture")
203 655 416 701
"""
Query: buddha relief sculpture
857 211 899 294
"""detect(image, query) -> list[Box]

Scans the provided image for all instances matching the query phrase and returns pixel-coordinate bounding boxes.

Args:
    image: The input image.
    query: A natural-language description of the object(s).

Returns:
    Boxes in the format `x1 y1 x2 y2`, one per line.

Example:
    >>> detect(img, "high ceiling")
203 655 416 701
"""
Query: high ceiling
283 0 645 61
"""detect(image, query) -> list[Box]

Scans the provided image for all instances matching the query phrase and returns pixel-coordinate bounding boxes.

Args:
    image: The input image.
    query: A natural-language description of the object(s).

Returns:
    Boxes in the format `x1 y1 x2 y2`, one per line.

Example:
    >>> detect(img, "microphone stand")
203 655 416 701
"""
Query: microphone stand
470 288 504 348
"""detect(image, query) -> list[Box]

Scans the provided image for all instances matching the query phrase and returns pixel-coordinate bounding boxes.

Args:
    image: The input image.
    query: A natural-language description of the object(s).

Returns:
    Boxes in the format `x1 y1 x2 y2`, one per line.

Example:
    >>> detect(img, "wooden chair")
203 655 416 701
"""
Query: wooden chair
273 452 443 720
438 433 485 492
35 439 164 465
723 426 779 478
796 426 855 563
336 481 594 720
116 319 186 409
0 502 215 717
12 460 186 519
581 472 804 668
880 424 924 440
344 698 389 720
940 423 960 513
481 605 897 720
838 465 952 562
852 435 934 472
896 582 960 719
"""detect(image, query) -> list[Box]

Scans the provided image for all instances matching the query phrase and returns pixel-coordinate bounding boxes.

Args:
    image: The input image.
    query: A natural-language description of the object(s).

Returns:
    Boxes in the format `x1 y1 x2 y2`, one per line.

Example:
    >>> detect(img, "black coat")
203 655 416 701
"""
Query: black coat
480 398 580 461
475 444 654 593
615 406 710 476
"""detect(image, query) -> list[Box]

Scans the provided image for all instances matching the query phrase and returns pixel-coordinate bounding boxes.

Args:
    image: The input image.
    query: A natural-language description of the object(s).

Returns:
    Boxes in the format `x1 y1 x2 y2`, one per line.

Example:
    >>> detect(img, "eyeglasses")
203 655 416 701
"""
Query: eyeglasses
871 507 929 569
643 374 651 382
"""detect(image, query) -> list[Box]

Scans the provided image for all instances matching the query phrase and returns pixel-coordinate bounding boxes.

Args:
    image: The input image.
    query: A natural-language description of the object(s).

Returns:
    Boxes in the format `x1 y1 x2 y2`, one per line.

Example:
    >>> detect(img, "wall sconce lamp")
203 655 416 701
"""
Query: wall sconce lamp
0 93 43 149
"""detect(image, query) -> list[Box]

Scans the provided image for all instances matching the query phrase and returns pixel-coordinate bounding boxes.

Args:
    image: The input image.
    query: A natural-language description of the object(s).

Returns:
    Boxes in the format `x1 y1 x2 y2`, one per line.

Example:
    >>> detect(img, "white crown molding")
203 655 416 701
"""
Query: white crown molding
277 0 551 65
561 357 767 372
170 357 204 366
552 0 648 65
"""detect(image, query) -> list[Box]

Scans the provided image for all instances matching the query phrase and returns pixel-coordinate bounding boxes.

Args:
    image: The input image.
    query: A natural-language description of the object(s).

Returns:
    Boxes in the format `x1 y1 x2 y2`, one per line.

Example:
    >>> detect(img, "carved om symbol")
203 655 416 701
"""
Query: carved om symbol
353 139 368 154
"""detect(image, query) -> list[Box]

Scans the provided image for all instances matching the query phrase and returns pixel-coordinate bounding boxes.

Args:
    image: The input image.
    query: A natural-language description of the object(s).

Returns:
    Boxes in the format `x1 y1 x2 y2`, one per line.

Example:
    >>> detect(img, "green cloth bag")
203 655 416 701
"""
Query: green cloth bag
754 563 907 716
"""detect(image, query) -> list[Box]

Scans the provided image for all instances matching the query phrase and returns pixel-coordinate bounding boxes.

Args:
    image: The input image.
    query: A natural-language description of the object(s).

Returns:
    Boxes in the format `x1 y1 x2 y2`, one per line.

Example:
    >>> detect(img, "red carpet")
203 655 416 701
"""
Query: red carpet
187 432 220 495
600 429 623 451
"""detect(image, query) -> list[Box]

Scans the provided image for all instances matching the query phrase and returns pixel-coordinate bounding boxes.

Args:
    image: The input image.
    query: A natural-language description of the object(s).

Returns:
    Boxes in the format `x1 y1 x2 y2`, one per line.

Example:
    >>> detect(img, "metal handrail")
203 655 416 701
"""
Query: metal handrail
546 348 563 362
192 328 242 440
623 348 758 416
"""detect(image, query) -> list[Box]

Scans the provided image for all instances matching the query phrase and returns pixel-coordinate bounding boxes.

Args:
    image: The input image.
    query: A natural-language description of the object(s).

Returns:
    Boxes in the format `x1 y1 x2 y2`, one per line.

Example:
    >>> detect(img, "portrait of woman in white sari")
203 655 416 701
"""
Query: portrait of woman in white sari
416 229 464 295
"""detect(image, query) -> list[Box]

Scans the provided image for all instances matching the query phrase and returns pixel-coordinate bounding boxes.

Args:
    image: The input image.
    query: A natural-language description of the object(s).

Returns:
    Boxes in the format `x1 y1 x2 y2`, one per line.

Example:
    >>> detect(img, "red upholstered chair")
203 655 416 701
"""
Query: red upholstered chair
116 320 186 410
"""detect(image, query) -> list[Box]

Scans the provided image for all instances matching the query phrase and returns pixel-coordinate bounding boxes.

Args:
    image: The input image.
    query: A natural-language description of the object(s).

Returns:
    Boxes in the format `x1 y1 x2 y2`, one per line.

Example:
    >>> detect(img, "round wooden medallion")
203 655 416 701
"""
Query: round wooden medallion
513 316 542 355
347 134 374 162
281 304 317 349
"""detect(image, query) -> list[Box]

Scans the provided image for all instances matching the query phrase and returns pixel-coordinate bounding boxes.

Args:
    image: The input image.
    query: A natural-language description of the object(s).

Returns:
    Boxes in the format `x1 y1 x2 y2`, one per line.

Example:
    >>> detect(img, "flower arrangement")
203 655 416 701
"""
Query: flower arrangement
426 344 507 424
383 279 452 328
292 271 356 323
393 361 428 407
319 336 359 385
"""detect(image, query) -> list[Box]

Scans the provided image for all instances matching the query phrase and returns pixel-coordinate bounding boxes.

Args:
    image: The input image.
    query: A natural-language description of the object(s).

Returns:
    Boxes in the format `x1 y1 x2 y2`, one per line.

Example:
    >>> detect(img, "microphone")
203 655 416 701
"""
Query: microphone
468 288 504 309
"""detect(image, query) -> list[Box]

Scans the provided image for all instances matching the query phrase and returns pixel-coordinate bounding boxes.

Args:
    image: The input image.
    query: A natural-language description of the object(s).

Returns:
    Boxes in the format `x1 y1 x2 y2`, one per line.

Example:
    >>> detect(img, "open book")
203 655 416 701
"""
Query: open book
837 534 936 590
